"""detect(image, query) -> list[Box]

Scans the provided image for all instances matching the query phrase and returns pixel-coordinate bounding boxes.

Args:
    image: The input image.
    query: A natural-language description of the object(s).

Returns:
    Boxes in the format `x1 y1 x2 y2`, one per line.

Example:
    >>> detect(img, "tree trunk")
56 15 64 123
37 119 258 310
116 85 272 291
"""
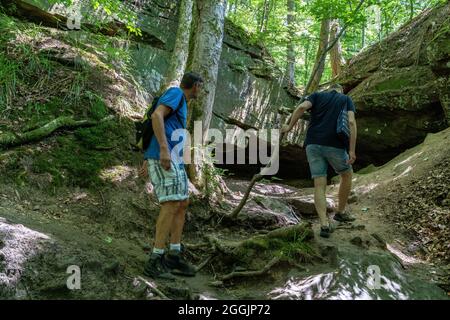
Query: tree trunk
361 22 366 48
285 0 296 88
186 0 227 190
258 0 270 34
329 20 346 78
303 37 311 86
159 0 194 92
305 19 330 94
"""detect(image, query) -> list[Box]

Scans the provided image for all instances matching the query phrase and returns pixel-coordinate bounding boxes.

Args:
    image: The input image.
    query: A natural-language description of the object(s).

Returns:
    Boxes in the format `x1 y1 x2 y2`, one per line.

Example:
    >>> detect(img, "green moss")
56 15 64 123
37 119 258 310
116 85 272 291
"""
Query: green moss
374 75 418 91
235 227 315 266
31 120 132 190
75 120 122 149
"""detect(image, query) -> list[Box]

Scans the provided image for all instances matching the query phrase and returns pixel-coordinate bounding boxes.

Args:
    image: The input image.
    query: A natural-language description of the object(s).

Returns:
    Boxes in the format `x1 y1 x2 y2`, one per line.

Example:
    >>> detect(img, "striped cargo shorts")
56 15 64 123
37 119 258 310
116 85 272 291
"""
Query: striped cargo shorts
148 159 189 203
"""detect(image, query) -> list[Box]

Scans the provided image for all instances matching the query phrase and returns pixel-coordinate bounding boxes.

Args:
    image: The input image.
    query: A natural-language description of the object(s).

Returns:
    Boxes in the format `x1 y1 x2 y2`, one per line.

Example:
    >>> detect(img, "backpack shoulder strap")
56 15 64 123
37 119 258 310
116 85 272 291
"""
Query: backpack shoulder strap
172 94 186 129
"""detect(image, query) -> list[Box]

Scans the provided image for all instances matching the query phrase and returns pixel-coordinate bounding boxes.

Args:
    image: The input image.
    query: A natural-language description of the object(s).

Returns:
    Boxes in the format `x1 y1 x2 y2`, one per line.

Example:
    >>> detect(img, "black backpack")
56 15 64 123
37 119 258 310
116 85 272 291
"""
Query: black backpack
135 93 185 152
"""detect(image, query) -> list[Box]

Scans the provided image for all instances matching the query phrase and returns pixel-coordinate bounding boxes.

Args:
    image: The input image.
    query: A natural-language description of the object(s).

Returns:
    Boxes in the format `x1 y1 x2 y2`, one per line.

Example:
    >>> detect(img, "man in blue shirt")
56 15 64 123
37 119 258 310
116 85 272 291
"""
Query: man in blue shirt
281 84 358 238
142 72 203 279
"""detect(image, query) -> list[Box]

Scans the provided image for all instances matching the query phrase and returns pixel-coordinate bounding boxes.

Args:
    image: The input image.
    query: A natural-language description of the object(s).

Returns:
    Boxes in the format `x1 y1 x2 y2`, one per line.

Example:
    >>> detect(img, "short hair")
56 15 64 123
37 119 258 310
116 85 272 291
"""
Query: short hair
328 83 343 92
180 72 203 89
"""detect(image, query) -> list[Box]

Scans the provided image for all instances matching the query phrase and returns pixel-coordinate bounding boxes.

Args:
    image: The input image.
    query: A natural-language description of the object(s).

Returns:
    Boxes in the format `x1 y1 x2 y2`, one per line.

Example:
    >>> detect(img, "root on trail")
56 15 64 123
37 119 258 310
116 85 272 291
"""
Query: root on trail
0 115 114 149
135 276 170 300
220 257 281 281
202 223 317 283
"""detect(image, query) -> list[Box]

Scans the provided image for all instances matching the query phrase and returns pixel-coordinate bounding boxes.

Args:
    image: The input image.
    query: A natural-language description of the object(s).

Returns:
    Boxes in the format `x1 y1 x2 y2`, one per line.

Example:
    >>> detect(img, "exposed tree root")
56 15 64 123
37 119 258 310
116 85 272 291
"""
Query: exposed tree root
220 257 281 281
0 115 114 149
229 173 263 219
136 276 170 300
202 223 316 284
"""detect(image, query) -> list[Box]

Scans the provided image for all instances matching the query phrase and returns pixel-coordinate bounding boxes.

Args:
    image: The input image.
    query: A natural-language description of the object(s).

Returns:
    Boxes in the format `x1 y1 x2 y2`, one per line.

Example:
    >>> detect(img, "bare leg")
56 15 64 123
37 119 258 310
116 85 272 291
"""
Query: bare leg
338 171 352 212
314 177 329 227
170 199 189 244
154 201 181 249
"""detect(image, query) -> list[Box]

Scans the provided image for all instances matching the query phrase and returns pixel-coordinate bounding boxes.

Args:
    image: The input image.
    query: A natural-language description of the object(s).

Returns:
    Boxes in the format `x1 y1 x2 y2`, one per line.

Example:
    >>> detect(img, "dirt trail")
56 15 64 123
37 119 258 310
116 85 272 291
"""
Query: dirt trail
1 130 449 300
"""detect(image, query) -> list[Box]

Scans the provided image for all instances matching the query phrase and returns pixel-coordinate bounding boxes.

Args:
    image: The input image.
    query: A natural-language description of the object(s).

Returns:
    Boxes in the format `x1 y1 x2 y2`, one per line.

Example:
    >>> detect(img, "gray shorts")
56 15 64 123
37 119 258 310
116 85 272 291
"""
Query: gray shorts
306 144 352 179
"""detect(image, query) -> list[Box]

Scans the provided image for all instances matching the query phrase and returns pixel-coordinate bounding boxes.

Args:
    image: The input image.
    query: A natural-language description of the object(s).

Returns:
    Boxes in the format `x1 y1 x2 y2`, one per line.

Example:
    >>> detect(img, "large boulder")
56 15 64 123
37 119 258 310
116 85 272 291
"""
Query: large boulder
337 3 450 167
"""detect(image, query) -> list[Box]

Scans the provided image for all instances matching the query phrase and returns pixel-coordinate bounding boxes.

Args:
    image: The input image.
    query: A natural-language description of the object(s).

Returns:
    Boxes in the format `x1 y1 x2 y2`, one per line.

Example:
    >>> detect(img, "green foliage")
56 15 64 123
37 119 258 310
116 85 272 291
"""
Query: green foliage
45 0 141 36
226 0 446 87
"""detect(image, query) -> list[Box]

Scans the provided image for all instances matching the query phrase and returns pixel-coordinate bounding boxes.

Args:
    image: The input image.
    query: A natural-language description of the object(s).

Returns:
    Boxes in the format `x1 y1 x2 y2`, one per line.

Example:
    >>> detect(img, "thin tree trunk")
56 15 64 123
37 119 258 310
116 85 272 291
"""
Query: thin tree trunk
285 0 296 88
259 0 270 34
303 37 311 86
304 0 365 94
361 22 366 48
186 0 227 190
329 20 346 78
159 0 194 92
305 19 330 94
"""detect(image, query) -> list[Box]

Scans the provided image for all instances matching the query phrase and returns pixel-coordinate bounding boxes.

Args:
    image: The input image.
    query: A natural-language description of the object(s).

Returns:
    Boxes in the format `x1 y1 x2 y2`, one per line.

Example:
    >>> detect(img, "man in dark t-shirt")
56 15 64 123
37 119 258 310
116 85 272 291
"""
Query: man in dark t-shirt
281 84 358 238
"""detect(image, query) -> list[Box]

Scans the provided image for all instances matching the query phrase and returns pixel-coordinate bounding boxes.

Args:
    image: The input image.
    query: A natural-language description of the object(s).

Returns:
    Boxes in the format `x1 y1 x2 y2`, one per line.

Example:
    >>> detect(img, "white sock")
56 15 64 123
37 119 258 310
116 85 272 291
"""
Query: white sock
152 248 165 255
170 243 181 252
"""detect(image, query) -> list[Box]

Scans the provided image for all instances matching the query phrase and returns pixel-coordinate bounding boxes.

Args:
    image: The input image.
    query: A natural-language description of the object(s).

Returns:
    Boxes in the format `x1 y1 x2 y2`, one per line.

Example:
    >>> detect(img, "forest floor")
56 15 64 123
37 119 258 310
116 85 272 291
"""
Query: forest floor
0 129 449 300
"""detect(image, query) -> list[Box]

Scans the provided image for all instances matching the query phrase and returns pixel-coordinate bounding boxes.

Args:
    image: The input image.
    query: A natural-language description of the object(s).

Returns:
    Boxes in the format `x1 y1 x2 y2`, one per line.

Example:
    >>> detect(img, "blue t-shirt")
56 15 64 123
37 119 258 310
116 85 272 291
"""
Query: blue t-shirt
304 90 356 149
144 87 188 164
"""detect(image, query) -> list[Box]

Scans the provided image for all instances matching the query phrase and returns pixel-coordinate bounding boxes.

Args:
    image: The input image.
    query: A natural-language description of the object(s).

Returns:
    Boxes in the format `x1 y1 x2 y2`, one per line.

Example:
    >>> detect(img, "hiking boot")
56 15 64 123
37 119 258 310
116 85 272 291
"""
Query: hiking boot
164 250 196 277
334 211 356 222
320 226 333 238
143 254 176 280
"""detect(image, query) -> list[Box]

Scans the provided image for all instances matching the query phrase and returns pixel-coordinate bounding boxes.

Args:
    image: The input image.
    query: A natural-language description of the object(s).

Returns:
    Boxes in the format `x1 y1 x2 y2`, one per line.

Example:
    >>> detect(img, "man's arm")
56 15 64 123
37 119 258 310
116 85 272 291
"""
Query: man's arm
152 105 172 170
347 110 357 165
281 100 313 133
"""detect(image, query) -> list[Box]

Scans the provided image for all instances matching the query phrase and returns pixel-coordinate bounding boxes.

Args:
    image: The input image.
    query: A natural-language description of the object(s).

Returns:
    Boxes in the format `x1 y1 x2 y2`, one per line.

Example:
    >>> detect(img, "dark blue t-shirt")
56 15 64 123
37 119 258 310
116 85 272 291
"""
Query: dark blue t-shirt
304 90 356 149
144 87 188 164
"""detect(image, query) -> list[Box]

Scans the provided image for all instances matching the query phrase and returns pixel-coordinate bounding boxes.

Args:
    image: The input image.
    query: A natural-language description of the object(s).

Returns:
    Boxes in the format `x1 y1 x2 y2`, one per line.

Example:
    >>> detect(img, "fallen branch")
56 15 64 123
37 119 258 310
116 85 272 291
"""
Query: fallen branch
220 257 281 281
136 276 170 300
229 173 262 219
0 115 114 149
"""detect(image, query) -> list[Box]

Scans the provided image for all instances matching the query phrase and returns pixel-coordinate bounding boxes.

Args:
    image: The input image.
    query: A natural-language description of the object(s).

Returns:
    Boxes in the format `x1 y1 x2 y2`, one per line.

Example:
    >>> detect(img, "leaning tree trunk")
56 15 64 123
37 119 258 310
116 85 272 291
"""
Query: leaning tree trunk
330 20 346 78
285 0 296 88
305 19 330 94
158 0 194 92
186 0 227 191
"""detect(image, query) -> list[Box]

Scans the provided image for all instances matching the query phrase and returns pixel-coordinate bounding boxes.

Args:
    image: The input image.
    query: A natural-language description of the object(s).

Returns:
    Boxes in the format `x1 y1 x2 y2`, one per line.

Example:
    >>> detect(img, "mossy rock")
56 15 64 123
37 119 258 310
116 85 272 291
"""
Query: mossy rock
229 223 315 269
